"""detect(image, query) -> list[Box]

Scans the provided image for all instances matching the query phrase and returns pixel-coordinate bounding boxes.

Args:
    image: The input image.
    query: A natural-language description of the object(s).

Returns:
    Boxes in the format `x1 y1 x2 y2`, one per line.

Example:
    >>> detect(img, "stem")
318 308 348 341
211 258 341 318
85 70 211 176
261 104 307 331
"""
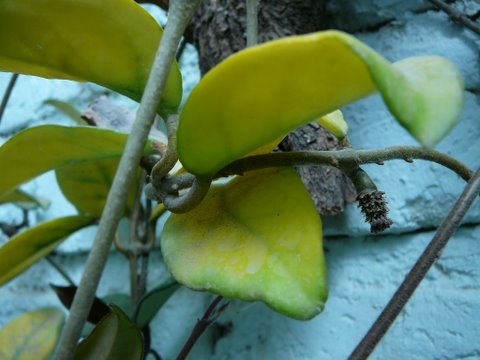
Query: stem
46 256 76 287
0 73 19 126
54 1 202 358
349 167 480 359
151 114 179 186
246 0 259 47
426 0 480 35
217 147 473 182
176 296 228 360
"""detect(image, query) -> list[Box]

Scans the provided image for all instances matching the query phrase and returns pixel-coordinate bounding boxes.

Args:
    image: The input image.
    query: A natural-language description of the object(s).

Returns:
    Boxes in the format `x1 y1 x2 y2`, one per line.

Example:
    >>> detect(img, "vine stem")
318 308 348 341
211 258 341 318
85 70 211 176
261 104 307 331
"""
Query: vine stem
0 73 19 126
54 1 202 358
349 167 480 359
217 147 473 182
426 0 480 36
246 0 260 47
176 296 229 360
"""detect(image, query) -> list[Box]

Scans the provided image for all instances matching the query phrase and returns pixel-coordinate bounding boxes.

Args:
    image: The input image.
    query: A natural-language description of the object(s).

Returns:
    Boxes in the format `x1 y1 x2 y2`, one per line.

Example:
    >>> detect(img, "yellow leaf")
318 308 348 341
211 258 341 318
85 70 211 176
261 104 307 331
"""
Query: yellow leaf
162 168 327 320
0 308 64 360
178 30 463 176
0 0 182 114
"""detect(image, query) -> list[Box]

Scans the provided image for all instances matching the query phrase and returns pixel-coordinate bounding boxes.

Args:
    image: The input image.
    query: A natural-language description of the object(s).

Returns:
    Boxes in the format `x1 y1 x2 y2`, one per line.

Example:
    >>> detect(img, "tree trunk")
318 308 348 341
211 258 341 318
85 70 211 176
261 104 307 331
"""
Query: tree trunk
191 0 356 215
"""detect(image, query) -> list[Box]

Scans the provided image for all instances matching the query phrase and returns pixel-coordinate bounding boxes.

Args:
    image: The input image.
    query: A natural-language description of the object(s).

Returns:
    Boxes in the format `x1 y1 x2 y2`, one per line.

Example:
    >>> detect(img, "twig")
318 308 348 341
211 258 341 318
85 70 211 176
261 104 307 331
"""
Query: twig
54 1 203 358
0 73 19 126
349 167 480 359
217 147 473 183
426 0 480 35
176 296 229 360
45 256 76 287
246 0 260 47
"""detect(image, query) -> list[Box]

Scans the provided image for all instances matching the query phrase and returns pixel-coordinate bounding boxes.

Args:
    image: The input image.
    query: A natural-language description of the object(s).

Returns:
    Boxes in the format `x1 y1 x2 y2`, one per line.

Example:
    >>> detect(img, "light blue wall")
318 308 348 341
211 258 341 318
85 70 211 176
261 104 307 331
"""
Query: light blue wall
0 1 479 359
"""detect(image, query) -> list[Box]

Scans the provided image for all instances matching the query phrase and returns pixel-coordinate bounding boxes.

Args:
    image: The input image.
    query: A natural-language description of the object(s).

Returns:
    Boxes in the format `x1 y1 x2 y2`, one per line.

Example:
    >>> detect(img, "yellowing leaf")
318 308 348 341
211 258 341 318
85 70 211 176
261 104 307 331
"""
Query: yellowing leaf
162 168 327 320
178 30 463 176
315 109 348 140
74 305 144 360
0 188 50 209
55 159 140 217
0 308 64 360
0 125 154 199
0 215 94 285
0 0 182 114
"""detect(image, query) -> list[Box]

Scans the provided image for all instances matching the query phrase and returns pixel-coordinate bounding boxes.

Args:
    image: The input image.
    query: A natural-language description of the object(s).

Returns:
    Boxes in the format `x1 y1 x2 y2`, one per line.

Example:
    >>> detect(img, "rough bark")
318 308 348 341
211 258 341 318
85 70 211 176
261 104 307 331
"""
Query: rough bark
191 0 356 215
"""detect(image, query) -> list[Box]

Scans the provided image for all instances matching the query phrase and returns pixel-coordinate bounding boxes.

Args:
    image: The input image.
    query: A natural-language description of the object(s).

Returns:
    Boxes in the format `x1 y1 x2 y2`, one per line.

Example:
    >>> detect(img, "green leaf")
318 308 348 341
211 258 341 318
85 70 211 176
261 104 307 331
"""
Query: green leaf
162 168 327 320
0 188 50 209
0 125 154 199
51 285 112 324
55 158 139 217
0 0 182 114
102 294 133 319
0 308 64 360
0 215 94 285
134 281 179 328
74 305 144 360
177 30 464 176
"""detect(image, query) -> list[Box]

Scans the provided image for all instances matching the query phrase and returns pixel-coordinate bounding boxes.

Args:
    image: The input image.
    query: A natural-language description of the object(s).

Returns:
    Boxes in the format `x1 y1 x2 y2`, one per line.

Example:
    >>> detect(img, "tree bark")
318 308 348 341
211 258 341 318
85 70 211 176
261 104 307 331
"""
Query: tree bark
191 0 356 215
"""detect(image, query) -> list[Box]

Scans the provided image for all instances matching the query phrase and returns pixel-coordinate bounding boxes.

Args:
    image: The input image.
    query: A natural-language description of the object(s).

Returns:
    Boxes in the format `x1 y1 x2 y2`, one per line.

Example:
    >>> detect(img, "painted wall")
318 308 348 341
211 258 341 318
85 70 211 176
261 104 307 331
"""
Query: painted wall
0 1 479 359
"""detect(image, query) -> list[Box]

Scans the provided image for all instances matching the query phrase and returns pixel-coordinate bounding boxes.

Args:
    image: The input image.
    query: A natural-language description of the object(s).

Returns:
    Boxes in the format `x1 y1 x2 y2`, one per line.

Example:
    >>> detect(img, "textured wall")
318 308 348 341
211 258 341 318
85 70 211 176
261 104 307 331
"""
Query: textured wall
1 1 479 359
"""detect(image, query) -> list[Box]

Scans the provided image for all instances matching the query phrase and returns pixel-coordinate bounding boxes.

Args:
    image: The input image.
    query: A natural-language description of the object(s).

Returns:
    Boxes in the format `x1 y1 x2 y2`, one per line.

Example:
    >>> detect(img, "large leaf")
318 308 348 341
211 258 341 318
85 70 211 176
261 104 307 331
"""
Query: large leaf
0 308 64 360
0 215 94 285
0 0 182 114
55 158 139 217
0 188 50 209
177 30 464 176
162 168 327 320
74 305 144 360
0 125 154 198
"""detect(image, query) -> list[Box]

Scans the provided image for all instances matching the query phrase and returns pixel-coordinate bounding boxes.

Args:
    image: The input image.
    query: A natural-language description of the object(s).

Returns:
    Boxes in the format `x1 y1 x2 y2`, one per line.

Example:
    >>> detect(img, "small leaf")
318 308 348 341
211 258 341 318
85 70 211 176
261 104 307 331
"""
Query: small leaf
74 305 144 360
50 285 112 324
102 293 133 319
0 0 182 114
315 110 348 140
0 188 50 209
44 99 86 125
0 215 94 285
134 281 179 329
162 168 327 320
177 30 463 176
55 158 140 217
0 308 64 360
0 125 154 199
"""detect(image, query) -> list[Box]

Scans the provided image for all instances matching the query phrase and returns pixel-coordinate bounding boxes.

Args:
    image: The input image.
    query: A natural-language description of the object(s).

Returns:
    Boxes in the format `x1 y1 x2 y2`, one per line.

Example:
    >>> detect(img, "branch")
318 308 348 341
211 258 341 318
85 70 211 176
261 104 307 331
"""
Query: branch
426 0 480 36
217 147 473 182
246 0 260 47
176 296 229 360
54 1 203 358
349 166 480 359
0 73 19 126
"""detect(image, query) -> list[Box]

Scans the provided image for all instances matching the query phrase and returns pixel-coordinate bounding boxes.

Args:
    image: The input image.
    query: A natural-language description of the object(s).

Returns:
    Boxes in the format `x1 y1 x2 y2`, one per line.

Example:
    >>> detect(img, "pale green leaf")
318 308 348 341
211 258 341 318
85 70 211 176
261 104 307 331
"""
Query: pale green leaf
162 168 327 320
0 0 182 114
0 215 94 285
0 125 154 199
177 30 463 176
74 305 144 360
0 188 50 210
55 158 140 217
0 308 64 360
